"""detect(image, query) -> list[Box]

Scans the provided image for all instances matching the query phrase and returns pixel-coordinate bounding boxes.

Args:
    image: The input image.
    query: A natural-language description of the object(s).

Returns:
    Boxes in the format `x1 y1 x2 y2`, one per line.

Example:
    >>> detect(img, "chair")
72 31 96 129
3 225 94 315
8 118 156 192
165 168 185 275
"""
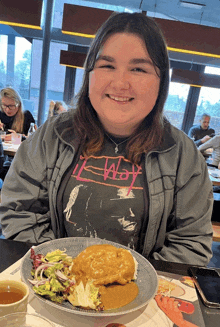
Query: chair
211 192 220 223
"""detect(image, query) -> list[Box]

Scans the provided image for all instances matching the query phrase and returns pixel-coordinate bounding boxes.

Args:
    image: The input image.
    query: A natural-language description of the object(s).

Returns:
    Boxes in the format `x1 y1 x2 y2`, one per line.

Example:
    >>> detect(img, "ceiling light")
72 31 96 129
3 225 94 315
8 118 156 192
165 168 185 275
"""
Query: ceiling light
180 1 206 9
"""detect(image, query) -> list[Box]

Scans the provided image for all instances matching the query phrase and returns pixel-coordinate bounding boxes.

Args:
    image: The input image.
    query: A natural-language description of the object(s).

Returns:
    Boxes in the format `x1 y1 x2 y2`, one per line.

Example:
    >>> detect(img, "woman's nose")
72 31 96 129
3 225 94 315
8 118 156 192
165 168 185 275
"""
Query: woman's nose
111 70 130 89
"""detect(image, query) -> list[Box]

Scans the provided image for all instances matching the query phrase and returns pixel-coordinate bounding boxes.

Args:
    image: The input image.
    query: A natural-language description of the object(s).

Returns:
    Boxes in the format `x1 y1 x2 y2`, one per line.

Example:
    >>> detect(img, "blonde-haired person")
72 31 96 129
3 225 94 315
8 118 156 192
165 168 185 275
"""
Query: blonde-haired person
0 87 35 141
48 100 68 118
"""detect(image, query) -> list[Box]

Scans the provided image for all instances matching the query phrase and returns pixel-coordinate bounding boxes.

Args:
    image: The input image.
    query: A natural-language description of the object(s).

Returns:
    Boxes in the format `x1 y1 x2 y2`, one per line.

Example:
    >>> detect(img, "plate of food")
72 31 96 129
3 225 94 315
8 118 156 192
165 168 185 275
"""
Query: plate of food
210 172 220 179
20 237 158 317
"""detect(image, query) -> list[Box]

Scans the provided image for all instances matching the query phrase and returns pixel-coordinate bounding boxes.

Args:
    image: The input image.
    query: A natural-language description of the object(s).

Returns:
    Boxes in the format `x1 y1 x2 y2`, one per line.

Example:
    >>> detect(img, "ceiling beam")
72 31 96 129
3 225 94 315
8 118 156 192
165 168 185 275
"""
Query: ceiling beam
0 0 42 30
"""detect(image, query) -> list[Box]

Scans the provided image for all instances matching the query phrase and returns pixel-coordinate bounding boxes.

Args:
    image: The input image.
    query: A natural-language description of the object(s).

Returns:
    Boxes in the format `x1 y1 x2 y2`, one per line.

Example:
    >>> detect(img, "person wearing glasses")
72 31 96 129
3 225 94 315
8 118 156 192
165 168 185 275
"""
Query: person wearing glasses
0 87 35 141
0 87 35 180
0 13 213 266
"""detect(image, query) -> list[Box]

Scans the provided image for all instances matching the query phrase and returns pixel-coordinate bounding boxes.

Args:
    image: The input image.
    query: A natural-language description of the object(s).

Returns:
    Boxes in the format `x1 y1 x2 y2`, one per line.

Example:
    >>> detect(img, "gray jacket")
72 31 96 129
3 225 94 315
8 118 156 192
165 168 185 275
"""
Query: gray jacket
0 112 213 265
199 135 220 167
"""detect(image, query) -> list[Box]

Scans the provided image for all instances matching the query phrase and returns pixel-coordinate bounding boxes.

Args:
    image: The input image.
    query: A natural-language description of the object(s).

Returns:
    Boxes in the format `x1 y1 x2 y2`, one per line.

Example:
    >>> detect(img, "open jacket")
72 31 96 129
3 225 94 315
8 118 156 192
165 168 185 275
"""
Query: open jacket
0 112 213 265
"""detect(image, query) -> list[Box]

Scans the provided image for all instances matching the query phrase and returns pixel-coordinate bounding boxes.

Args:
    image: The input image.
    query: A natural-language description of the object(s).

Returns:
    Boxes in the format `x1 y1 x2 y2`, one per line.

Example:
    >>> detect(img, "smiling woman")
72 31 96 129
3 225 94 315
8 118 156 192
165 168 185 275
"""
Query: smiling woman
0 12 213 268
88 33 160 138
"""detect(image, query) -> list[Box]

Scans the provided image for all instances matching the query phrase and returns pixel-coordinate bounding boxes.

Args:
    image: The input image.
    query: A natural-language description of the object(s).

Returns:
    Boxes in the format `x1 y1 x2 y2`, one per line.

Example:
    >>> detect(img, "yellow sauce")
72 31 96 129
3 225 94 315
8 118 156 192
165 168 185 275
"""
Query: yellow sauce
71 244 135 286
99 282 139 310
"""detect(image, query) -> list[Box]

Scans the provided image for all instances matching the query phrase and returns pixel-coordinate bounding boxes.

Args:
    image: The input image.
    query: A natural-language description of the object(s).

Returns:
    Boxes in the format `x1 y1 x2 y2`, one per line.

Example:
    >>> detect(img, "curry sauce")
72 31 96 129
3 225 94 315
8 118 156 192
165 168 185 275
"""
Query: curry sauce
99 282 139 310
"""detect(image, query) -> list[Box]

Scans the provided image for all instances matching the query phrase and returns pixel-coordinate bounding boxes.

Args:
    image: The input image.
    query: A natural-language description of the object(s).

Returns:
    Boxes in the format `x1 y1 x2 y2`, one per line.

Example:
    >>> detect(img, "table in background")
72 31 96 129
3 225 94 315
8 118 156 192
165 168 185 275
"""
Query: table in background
208 167 220 186
2 142 19 156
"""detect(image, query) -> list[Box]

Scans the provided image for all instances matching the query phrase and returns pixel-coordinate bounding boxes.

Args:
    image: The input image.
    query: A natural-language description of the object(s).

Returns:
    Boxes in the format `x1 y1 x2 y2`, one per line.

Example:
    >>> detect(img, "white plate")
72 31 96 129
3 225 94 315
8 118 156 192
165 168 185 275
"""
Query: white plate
20 237 158 317
0 313 54 327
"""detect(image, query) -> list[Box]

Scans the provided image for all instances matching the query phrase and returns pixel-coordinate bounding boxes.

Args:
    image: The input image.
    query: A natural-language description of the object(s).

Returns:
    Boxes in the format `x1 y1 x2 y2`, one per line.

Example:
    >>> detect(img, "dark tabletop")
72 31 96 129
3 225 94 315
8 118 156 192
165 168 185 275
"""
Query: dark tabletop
0 238 220 326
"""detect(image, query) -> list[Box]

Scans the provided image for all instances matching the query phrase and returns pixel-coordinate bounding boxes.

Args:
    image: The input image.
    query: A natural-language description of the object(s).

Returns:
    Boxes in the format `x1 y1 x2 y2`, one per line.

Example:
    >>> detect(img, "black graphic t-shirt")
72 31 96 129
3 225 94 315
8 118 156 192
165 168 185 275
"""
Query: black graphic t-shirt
63 137 146 250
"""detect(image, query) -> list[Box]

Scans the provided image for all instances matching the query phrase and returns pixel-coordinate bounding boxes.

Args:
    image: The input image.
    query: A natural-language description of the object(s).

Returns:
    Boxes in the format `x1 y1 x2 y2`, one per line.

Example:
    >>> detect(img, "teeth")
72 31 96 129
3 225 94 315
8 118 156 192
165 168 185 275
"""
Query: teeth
108 95 132 102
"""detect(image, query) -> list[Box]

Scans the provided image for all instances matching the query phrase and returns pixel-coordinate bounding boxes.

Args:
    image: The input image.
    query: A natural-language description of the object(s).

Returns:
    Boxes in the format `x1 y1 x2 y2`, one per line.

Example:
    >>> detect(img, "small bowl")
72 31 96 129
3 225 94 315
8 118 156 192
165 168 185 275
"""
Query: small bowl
0 312 54 326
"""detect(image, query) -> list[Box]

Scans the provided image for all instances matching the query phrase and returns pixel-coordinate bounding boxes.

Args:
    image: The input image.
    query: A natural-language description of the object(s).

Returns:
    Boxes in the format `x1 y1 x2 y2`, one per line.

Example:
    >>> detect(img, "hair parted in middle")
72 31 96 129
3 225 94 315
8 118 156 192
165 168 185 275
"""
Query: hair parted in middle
0 87 25 133
73 12 170 164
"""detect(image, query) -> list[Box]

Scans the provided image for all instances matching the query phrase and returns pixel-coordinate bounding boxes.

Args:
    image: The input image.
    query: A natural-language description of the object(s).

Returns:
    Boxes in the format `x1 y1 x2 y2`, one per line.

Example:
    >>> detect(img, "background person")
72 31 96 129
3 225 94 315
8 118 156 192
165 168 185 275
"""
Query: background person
0 87 35 179
188 113 215 147
0 87 35 141
0 12 213 266
48 100 68 118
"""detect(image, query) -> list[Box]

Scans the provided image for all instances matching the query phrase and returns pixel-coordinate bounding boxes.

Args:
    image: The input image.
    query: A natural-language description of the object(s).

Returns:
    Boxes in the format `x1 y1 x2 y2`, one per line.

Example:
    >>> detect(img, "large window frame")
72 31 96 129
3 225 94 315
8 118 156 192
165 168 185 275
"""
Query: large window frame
1 2 220 128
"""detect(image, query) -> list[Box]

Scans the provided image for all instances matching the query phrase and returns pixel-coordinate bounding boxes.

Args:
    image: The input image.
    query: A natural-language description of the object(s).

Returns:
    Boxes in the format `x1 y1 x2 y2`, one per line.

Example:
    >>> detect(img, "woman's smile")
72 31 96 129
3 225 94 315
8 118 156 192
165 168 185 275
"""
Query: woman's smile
106 94 134 103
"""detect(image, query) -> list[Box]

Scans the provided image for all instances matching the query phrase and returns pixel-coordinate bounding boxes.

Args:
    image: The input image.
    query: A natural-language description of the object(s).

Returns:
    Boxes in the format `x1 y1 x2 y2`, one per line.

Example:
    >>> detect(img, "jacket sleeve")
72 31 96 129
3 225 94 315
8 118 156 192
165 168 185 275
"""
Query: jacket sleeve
0 124 55 244
151 136 213 266
198 135 218 152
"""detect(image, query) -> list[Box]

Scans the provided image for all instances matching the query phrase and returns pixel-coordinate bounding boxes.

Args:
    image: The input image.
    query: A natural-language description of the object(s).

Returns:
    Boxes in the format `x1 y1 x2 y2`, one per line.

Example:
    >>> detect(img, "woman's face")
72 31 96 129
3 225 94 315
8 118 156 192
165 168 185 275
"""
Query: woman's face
1 96 19 117
89 33 160 136
58 105 67 113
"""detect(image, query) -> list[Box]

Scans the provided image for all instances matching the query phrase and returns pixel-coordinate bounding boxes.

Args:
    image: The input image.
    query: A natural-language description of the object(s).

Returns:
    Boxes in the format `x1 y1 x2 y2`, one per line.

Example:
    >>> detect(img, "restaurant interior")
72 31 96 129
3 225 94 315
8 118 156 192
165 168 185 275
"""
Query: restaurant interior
1 2 220 326
0 0 220 266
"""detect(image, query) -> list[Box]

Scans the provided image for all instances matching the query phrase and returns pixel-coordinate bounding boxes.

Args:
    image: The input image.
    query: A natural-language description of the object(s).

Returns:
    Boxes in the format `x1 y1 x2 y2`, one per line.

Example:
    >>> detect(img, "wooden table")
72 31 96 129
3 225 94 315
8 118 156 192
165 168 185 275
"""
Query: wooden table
2 142 20 156
0 238 220 326
208 167 220 186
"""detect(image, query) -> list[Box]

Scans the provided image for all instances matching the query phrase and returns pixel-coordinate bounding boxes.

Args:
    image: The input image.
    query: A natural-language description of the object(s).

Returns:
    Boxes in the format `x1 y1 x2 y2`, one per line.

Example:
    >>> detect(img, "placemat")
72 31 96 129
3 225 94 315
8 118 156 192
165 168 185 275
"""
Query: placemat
0 256 205 327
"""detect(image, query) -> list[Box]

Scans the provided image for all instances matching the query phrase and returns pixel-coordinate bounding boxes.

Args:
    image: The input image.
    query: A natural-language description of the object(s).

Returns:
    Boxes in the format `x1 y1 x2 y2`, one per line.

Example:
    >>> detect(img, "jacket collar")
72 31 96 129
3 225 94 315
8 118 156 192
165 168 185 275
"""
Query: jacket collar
54 112 176 153
155 121 176 152
54 111 80 149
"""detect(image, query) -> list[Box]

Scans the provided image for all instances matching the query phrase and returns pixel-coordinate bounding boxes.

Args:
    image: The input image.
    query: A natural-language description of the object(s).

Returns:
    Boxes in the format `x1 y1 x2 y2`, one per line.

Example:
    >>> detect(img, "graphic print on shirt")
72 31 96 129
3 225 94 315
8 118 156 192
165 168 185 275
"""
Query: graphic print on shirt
63 153 144 249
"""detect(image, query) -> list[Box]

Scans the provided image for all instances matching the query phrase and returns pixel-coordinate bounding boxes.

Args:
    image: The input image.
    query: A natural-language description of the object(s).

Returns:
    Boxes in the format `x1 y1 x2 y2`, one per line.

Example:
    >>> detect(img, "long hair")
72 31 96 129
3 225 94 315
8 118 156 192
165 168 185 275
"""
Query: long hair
0 87 25 133
73 12 170 164
48 101 68 118
53 101 68 116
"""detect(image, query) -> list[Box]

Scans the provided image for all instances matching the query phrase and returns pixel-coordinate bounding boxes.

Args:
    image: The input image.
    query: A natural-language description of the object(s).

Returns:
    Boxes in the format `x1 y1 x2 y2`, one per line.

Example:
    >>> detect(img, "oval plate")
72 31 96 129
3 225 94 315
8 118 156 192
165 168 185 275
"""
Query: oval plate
20 237 158 317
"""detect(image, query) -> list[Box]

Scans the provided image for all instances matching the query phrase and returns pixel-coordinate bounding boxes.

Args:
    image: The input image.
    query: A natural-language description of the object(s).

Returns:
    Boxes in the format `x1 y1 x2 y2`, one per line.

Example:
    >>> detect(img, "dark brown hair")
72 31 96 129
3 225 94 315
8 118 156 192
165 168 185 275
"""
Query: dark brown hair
73 12 170 164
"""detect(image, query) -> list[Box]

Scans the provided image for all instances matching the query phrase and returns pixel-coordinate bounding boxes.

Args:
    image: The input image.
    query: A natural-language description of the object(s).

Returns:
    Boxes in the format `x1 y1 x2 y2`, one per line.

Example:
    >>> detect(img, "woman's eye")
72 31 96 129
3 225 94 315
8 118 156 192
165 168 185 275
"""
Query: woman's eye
132 67 146 73
99 64 115 69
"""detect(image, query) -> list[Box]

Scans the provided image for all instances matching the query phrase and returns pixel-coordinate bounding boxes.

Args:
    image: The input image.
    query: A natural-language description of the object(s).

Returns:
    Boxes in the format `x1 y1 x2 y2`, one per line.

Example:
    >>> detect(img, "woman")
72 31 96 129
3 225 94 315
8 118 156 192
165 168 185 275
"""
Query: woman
0 13 213 265
198 134 220 167
0 87 36 179
0 87 35 139
48 101 68 117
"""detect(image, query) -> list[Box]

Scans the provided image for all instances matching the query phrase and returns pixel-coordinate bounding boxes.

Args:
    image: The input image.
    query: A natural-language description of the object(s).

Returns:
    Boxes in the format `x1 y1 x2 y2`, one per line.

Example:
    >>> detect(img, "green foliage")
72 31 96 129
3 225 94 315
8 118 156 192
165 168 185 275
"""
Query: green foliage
196 99 220 117
14 49 31 98
164 94 186 113
0 60 6 87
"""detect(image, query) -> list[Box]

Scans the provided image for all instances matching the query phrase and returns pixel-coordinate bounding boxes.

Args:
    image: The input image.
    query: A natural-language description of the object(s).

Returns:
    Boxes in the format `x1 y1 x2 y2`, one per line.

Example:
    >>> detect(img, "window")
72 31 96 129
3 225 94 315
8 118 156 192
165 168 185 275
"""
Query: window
0 35 7 88
164 81 190 129
30 40 68 122
205 66 220 75
14 36 32 99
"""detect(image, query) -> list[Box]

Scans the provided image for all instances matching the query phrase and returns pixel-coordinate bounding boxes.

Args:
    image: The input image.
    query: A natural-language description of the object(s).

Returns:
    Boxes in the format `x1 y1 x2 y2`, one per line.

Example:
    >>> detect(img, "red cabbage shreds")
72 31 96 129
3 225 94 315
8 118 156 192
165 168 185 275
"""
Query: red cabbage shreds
30 247 45 270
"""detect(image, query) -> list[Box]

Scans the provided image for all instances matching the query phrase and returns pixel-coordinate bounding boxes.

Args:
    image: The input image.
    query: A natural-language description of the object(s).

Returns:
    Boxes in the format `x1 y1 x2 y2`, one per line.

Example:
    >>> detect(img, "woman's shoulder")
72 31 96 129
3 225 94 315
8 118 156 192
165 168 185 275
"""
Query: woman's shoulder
162 123 201 160
23 110 34 117
41 110 75 138
164 121 193 145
